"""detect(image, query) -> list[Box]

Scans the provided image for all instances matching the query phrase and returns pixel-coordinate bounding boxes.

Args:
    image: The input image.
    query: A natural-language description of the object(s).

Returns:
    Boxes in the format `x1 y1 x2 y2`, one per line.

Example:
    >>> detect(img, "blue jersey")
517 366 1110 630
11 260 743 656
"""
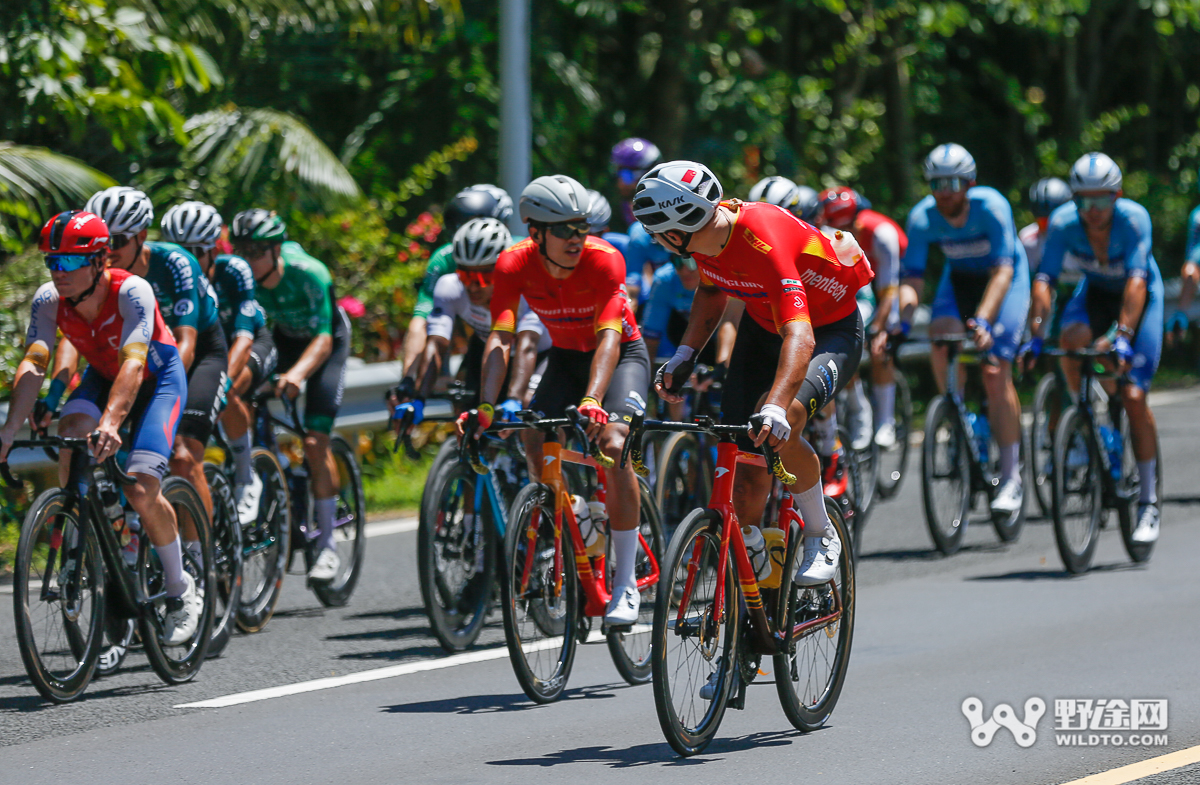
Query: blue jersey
1185 205 1200 266
901 186 1028 278
624 223 672 303
1038 199 1161 297
601 231 630 257
642 264 696 340
212 254 266 342
144 241 220 334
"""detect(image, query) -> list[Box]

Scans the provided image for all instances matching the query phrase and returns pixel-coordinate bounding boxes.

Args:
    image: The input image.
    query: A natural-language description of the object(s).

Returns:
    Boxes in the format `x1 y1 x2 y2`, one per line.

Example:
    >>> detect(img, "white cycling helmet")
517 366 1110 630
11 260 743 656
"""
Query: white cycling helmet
452 217 511 268
519 175 590 224
748 176 801 211
795 185 820 221
923 143 977 182
1069 153 1122 193
585 189 613 233
631 161 723 234
85 186 154 237
160 201 223 251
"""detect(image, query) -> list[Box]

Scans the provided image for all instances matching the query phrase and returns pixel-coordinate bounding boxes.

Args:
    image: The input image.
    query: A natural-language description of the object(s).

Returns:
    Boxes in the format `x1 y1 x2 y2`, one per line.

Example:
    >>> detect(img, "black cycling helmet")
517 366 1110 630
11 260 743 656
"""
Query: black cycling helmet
1029 177 1072 218
443 185 514 235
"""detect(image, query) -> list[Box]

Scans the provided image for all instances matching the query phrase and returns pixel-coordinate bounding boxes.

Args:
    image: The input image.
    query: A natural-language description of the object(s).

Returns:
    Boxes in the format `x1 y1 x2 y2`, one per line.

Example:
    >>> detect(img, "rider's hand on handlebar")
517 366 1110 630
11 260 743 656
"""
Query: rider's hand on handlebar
91 421 122 463
1113 334 1135 371
456 403 494 440
967 316 994 352
654 345 696 404
497 398 523 422
577 397 609 440
1018 336 1043 375
751 403 791 448
275 372 302 401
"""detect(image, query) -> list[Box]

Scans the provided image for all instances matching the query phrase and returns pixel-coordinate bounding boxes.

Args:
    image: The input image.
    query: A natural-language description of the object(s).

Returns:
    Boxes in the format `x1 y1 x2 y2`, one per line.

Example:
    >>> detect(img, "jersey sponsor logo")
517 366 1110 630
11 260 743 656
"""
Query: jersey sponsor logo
239 301 258 317
742 228 773 254
174 299 194 317
941 237 993 260
799 268 850 301
781 278 803 286
72 213 97 230
168 253 195 291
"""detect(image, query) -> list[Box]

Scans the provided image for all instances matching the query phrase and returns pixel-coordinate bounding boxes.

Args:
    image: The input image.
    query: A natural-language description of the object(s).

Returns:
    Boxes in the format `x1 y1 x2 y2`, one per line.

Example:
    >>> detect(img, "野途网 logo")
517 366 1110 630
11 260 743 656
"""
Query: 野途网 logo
963 696 1170 749
963 697 1045 747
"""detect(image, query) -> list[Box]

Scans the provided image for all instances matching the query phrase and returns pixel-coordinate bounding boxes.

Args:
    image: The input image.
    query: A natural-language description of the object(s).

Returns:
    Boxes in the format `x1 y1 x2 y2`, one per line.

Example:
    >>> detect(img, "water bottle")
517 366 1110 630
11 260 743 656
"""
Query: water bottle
571 495 608 557
586 500 609 557
1099 425 1123 480
742 526 772 582
967 412 991 464
829 230 866 267
760 528 786 589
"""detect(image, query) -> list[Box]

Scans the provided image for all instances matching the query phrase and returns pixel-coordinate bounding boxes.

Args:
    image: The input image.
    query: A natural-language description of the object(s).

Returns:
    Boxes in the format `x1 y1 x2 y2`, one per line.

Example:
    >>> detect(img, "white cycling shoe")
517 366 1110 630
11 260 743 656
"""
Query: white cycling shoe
163 572 203 646
308 547 340 583
990 479 1024 516
795 529 842 586
235 472 264 526
1132 504 1160 543
848 409 873 452
604 586 640 626
874 422 897 449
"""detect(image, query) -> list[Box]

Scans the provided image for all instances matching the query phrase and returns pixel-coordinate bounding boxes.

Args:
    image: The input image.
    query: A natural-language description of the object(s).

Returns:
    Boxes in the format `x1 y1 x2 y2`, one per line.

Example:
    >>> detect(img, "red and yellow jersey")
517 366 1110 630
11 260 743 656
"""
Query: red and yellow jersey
491 235 641 352
693 201 874 333
854 208 908 267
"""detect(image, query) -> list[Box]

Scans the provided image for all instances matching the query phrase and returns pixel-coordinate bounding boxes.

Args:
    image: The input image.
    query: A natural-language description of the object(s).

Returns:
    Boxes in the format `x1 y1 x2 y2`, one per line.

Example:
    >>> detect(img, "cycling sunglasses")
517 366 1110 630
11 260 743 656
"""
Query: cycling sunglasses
1074 194 1117 212
108 234 133 251
545 220 590 240
44 253 101 273
617 168 646 186
456 267 494 288
930 177 968 194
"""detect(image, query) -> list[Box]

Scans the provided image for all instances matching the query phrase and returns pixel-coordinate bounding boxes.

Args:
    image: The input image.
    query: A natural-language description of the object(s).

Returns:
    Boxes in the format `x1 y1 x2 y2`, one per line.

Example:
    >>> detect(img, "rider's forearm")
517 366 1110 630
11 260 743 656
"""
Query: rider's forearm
715 299 743 366
98 359 145 433
51 340 79 388
228 334 253 380
417 336 447 399
1118 277 1148 336
900 279 923 326
174 326 198 372
505 330 539 402
679 286 728 354
872 286 896 334
584 329 621 403
976 264 1014 324
764 321 815 412
288 333 333 382
1 362 46 436
480 330 513 406
401 317 428 379
1028 280 1053 339
1179 262 1199 311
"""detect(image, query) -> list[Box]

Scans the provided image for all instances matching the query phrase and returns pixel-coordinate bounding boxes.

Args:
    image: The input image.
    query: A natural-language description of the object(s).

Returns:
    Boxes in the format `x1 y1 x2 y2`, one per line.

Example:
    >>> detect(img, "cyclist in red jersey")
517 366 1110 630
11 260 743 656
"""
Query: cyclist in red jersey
818 186 911 450
0 211 203 645
464 174 651 626
634 162 872 585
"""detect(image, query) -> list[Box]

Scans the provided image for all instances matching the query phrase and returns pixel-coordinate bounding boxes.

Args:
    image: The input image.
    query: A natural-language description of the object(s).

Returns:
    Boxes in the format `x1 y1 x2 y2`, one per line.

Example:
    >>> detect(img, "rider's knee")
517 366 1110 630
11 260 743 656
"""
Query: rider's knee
599 424 628 458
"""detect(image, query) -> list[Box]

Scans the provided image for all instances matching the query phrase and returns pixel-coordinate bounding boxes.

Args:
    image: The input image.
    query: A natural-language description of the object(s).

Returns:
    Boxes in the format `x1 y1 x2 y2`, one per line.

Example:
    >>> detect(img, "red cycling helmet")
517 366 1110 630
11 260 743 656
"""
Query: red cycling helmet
817 186 861 228
39 210 111 254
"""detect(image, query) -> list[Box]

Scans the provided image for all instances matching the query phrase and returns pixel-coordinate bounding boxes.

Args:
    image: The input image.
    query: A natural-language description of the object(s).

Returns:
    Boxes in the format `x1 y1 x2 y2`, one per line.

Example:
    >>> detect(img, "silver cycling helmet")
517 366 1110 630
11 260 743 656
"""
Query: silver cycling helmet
160 201 223 251
631 161 723 234
85 186 154 237
585 189 613 234
1029 177 1072 217
795 184 820 221
518 175 590 224
923 143 977 182
1069 153 1122 193
452 217 512 268
748 176 801 211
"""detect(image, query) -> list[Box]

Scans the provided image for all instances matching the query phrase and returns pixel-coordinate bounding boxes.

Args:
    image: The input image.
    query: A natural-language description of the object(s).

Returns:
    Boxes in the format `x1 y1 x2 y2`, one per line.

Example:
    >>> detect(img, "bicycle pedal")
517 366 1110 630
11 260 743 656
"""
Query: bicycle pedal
602 621 634 635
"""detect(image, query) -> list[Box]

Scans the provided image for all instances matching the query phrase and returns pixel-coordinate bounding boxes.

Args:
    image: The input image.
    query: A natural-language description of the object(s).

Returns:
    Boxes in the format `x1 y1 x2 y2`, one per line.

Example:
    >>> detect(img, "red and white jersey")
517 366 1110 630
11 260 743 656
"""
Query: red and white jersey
853 209 906 288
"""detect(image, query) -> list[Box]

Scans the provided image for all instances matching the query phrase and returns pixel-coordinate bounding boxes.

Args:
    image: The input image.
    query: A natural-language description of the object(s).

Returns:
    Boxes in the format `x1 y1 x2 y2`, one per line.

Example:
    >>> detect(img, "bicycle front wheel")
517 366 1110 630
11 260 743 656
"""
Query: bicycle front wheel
310 436 367 607
13 489 105 703
1051 406 1102 574
876 372 913 499
922 396 972 555
776 496 856 731
655 431 712 544
1030 373 1062 518
236 447 291 632
651 508 739 757
1117 424 1160 564
203 463 242 658
500 483 578 704
606 477 665 685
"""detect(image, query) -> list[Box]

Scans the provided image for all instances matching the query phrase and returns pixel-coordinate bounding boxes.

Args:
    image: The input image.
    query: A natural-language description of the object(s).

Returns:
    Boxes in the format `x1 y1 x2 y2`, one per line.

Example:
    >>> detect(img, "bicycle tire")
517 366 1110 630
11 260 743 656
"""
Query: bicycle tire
13 489 105 703
1116 424 1160 564
310 436 367 607
418 458 496 652
203 463 242 658
651 507 739 757
1030 373 1061 519
922 395 972 555
418 437 461 539
236 447 291 633
836 426 866 557
139 477 215 684
500 482 578 704
850 419 878 524
654 431 712 544
1051 406 1102 574
606 477 665 685
876 372 912 500
990 425 1029 543
776 496 856 731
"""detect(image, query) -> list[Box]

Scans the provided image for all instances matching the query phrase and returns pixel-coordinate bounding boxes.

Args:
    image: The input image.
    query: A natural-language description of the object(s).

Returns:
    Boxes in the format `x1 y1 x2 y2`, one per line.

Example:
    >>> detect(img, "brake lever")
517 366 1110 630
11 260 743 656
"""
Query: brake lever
566 405 614 469
620 411 649 477
749 413 797 486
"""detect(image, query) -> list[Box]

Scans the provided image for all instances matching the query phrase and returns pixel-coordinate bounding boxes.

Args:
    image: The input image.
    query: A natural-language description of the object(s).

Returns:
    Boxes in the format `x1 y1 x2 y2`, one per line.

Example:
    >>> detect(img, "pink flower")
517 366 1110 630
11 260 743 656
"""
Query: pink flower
338 296 366 318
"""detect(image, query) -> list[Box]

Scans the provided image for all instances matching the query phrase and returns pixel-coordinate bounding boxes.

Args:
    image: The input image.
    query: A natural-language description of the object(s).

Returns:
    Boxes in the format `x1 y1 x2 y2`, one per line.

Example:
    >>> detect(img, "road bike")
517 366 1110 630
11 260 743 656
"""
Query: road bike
921 334 1028 555
623 412 854 757
486 406 664 703
654 365 724 542
3 435 214 703
1048 348 1162 573
863 333 913 500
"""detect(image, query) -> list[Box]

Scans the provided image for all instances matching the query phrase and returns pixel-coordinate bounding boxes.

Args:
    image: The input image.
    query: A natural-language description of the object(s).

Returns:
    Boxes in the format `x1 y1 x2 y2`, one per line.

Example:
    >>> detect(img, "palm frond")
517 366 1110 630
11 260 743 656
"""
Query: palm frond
0 143 116 250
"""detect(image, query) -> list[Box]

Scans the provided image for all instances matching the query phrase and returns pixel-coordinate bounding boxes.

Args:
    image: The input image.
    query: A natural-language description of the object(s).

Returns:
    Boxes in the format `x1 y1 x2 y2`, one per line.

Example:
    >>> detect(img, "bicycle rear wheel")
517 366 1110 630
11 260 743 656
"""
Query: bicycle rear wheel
140 477 215 684
1051 406 1102 574
310 436 367 607
13 489 105 703
606 477 664 685
876 372 912 499
1030 373 1062 518
203 463 242 658
500 483 578 703
1117 424 1160 564
418 458 496 652
837 426 866 557
651 508 739 757
776 496 855 731
655 431 712 544
922 395 972 555
236 447 291 632
989 426 1029 543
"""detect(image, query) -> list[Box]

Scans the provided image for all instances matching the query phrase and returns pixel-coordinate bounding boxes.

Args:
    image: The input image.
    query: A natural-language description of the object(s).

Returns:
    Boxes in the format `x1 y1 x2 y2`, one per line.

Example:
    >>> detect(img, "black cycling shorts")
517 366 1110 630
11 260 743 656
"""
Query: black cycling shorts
274 307 350 434
530 338 651 425
179 322 229 445
666 309 717 366
245 324 278 392
722 309 863 447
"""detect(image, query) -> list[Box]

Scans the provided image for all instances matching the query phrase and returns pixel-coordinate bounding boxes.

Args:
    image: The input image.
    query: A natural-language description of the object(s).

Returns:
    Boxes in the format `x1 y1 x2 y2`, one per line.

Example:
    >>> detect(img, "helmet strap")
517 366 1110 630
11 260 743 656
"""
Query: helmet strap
530 223 577 270
65 260 105 308
254 245 282 285
659 230 695 259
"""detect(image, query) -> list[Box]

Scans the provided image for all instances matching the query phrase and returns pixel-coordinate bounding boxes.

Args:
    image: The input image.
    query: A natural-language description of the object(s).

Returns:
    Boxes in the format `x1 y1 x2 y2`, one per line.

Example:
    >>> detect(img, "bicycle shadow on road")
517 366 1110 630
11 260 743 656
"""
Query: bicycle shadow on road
346 606 429 622
484 729 802 768
965 561 1144 582
0 678 170 713
858 540 1008 563
381 682 632 715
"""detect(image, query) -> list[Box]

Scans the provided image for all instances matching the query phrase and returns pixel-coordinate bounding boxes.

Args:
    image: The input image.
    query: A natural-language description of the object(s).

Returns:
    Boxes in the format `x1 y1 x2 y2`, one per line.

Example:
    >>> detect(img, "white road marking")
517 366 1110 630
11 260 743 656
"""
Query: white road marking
1058 743 1200 784
364 517 418 537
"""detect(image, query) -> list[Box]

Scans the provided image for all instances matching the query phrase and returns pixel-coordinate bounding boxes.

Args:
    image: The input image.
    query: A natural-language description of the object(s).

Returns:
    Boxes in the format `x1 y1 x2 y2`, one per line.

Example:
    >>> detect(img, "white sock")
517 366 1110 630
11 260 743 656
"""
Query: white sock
1138 460 1158 504
610 528 640 593
845 379 869 415
229 431 253 486
874 383 896 427
154 536 187 597
315 497 337 551
999 442 1021 484
794 482 833 539
814 414 838 456
184 539 202 566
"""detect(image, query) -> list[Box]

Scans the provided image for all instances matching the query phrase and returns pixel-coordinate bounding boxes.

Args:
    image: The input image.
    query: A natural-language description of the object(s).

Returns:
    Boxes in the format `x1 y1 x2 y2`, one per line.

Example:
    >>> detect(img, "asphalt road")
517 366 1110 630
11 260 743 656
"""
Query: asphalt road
2 389 1200 785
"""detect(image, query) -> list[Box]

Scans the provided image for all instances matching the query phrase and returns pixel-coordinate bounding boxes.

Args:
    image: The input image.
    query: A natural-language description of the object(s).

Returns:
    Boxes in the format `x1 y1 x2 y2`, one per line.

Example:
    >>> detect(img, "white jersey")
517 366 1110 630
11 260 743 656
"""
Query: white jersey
427 274 550 350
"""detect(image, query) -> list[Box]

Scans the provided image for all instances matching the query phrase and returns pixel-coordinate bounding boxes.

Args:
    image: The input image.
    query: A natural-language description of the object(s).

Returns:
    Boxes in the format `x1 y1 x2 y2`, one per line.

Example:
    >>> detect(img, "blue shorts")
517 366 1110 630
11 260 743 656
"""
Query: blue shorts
931 264 1030 362
1061 278 1162 391
60 345 189 480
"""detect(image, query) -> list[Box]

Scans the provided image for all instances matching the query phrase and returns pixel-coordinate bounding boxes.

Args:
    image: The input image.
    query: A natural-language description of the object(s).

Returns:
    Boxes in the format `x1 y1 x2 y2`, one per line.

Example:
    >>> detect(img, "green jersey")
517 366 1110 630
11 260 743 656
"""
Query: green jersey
413 243 455 320
257 241 334 340
212 254 266 342
144 241 220 333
